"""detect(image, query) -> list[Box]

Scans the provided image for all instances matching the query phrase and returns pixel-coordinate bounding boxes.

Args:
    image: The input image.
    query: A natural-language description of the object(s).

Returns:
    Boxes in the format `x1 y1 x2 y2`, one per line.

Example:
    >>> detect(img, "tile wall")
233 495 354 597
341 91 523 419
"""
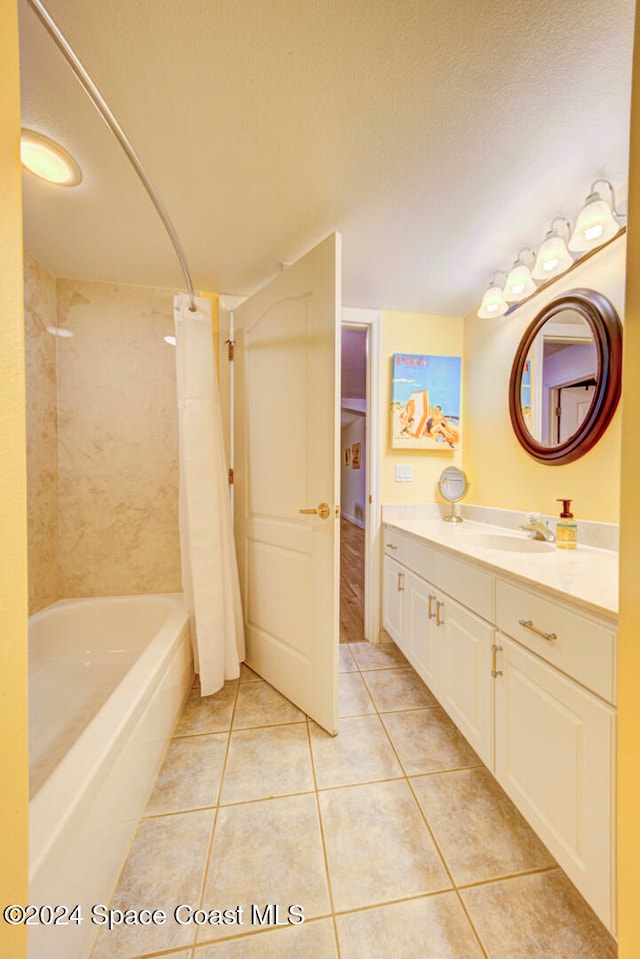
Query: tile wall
24 252 60 613
24 256 182 606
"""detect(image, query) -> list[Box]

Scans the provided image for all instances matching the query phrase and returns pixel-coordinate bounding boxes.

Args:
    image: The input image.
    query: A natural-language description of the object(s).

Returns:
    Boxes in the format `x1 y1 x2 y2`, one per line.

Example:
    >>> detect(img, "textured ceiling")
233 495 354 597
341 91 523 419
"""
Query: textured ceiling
18 0 636 317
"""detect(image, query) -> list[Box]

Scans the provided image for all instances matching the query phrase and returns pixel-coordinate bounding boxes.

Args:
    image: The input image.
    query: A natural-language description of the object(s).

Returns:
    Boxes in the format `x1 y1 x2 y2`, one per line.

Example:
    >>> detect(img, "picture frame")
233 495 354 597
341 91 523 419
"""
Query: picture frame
351 442 361 469
343 447 351 466
390 353 462 450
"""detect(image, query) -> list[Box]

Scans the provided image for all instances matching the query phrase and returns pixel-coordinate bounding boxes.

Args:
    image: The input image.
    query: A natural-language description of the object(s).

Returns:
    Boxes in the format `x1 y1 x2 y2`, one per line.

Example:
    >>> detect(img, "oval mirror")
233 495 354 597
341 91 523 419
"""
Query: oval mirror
508 289 622 465
438 466 469 522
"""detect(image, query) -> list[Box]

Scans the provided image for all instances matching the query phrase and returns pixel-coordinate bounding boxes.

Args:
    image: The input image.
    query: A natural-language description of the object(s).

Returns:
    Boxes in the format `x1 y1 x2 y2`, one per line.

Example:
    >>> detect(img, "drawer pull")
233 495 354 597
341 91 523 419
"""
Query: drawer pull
492 643 503 678
398 572 405 592
387 543 398 551
436 600 444 627
519 618 557 643
428 594 437 619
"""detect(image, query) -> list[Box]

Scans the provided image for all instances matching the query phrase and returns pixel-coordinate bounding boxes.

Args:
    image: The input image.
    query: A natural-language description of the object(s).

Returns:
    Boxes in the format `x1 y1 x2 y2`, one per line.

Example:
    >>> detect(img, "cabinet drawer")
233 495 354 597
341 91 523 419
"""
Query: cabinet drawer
438 551 494 622
383 526 409 565
495 579 616 703
406 535 439 584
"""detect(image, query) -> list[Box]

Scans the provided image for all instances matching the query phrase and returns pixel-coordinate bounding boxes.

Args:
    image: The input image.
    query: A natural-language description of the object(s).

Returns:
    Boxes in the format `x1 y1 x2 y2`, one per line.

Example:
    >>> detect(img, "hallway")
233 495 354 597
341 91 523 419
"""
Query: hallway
89 641 616 959
340 517 365 643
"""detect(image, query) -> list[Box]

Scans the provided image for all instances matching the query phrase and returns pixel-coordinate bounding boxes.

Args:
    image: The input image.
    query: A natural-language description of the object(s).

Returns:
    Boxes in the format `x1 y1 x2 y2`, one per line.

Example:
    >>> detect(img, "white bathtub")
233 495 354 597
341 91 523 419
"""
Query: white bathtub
28 594 193 959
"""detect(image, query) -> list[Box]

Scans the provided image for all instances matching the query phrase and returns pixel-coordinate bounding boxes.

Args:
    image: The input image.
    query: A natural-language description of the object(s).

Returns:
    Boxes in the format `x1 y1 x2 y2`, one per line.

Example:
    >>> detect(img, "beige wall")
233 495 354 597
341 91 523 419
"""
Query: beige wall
24 251 61 612
55 277 182 596
463 235 625 522
381 310 464 504
0 0 29 954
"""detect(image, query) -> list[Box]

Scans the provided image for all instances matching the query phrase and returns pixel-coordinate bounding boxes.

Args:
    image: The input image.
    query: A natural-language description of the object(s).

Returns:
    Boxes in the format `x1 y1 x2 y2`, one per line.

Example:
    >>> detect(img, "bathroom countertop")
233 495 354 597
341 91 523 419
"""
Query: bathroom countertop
383 516 619 621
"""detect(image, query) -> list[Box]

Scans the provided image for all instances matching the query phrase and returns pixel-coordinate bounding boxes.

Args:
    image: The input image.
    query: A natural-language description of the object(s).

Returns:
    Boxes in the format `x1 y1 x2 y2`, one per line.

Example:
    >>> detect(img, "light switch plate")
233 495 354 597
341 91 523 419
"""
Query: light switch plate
395 464 413 482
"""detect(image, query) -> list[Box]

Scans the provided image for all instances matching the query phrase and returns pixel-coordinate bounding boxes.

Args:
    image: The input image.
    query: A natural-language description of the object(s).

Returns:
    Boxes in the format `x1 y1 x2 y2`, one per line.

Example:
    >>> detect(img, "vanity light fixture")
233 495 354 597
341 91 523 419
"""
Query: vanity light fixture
21 129 82 186
477 274 509 319
46 326 74 338
504 249 537 303
568 179 624 252
532 218 574 279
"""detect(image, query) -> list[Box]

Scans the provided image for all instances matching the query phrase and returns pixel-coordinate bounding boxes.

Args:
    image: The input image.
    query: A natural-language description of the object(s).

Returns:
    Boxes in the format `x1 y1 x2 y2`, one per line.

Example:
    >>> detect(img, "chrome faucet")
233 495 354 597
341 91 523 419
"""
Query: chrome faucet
518 514 556 543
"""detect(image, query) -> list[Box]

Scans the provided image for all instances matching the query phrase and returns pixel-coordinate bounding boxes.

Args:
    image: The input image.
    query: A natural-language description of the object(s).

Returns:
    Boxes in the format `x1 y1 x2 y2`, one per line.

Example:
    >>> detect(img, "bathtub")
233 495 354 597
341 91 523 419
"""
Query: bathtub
28 594 193 959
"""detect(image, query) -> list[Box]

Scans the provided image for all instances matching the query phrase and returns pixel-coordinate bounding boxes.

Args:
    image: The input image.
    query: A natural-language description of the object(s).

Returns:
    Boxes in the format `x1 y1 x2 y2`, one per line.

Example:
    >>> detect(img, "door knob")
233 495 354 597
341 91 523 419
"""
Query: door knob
299 502 331 520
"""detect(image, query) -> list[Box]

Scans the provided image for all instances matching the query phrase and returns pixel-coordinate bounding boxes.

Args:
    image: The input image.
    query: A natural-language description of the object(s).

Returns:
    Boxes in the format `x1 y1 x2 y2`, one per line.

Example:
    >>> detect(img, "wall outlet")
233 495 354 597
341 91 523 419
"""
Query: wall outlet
395 464 413 482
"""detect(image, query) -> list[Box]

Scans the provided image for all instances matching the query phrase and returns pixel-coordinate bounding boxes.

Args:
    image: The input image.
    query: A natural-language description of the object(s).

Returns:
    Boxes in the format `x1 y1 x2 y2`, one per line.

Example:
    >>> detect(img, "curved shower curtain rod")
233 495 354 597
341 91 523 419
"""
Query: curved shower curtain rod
25 0 198 312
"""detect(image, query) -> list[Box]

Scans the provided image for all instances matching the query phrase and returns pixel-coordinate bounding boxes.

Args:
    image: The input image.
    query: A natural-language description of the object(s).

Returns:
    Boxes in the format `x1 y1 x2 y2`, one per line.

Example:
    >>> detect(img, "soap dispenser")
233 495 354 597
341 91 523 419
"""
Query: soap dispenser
556 499 578 549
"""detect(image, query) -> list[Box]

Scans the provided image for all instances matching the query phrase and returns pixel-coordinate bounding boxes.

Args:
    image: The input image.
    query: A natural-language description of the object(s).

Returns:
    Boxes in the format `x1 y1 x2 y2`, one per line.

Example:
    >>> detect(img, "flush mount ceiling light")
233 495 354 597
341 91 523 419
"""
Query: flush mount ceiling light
532 218 574 279
504 249 537 303
20 129 82 186
477 274 509 319
568 179 623 252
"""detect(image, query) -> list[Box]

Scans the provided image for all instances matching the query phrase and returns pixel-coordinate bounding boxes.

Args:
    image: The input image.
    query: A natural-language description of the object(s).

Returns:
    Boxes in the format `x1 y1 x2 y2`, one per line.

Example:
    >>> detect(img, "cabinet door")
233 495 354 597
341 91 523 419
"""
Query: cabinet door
438 596 494 768
405 570 439 695
382 555 406 651
494 635 615 932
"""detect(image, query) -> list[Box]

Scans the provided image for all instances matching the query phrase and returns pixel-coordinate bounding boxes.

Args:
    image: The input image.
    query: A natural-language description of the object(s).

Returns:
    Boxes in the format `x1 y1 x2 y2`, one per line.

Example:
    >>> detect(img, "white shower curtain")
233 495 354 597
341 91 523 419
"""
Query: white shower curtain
174 293 245 696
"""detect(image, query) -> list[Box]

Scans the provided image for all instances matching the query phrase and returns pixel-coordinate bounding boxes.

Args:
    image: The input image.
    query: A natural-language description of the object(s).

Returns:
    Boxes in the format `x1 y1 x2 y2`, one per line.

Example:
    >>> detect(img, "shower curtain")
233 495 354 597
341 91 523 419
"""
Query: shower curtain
174 293 245 696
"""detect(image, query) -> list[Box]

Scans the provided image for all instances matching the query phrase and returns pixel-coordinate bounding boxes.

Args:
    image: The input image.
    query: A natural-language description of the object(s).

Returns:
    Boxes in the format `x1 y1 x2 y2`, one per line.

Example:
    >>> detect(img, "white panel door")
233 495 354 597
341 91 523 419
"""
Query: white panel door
234 234 341 734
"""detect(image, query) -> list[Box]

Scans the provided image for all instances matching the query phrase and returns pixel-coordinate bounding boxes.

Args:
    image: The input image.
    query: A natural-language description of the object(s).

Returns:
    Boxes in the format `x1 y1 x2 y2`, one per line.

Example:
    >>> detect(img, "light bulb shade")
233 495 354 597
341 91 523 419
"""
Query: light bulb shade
532 232 574 279
20 129 82 186
568 195 618 252
477 283 508 318
503 262 537 302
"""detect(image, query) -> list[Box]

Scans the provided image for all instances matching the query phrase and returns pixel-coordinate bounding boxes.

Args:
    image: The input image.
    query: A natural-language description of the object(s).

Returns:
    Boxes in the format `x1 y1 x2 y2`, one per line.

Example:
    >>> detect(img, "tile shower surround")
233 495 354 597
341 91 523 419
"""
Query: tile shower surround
90 643 616 959
23 257 182 608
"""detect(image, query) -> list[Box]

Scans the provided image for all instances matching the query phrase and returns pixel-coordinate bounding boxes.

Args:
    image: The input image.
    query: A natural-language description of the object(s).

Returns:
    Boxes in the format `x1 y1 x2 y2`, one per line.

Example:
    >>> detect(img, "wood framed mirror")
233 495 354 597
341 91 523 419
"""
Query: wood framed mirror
508 288 622 465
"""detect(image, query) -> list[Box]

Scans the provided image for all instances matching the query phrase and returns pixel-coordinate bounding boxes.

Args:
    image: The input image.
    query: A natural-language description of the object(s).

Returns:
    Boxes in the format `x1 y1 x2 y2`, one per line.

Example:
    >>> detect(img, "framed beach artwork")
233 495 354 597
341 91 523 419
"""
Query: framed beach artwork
391 353 462 450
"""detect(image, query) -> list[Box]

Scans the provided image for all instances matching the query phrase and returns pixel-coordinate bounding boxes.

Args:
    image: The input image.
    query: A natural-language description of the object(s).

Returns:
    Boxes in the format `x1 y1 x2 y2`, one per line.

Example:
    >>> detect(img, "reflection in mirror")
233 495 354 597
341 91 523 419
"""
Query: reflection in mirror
509 288 622 466
520 310 596 446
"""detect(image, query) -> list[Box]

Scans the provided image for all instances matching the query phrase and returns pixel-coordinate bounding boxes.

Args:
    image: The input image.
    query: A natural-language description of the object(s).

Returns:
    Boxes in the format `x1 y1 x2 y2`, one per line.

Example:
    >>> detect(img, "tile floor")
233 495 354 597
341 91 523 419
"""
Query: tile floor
90 641 617 959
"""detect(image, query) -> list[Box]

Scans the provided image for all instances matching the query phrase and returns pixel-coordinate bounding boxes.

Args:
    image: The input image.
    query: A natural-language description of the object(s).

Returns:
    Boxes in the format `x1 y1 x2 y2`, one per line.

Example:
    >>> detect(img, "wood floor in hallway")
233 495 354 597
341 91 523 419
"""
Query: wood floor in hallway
340 517 365 643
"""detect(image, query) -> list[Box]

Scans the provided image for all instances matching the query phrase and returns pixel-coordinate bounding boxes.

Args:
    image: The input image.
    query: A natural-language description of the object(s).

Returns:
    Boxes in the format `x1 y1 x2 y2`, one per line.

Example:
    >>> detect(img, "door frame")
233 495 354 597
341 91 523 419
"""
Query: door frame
341 307 382 644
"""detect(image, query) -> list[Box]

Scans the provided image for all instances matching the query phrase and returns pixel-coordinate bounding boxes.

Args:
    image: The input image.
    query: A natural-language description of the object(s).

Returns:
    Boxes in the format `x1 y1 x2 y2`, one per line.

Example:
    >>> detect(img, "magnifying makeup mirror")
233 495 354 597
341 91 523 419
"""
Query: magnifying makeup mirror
438 466 469 523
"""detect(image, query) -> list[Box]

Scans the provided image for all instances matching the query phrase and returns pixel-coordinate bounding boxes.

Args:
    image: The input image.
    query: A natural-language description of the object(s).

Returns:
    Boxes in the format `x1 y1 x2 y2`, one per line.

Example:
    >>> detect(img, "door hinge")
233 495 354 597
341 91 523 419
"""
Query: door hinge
225 339 235 361
228 468 234 485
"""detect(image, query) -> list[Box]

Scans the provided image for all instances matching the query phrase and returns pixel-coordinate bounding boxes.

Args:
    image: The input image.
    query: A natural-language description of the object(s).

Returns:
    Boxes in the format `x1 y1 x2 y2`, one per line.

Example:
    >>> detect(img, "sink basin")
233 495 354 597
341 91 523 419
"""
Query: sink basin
458 532 555 554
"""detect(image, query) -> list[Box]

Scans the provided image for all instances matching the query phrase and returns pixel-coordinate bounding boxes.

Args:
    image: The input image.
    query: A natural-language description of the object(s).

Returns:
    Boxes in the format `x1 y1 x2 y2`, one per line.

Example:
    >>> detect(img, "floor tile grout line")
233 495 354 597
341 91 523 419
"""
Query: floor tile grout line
305 715 343 959
352 648 497 959
191 677 241 945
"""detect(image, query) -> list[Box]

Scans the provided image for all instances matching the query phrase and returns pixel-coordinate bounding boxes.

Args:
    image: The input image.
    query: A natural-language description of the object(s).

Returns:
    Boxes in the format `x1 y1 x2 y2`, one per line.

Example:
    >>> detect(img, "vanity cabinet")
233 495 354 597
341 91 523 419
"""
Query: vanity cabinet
494 635 614 926
437 596 494 769
381 522 617 933
382 553 405 649
385 531 494 767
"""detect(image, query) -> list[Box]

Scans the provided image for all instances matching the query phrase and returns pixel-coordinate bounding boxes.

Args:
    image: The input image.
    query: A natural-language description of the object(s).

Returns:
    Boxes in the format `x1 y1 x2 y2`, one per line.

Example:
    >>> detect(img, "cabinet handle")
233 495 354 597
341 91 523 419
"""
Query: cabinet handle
491 643 503 678
436 600 444 626
428 594 437 619
397 572 405 592
518 618 557 643
387 543 398 551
